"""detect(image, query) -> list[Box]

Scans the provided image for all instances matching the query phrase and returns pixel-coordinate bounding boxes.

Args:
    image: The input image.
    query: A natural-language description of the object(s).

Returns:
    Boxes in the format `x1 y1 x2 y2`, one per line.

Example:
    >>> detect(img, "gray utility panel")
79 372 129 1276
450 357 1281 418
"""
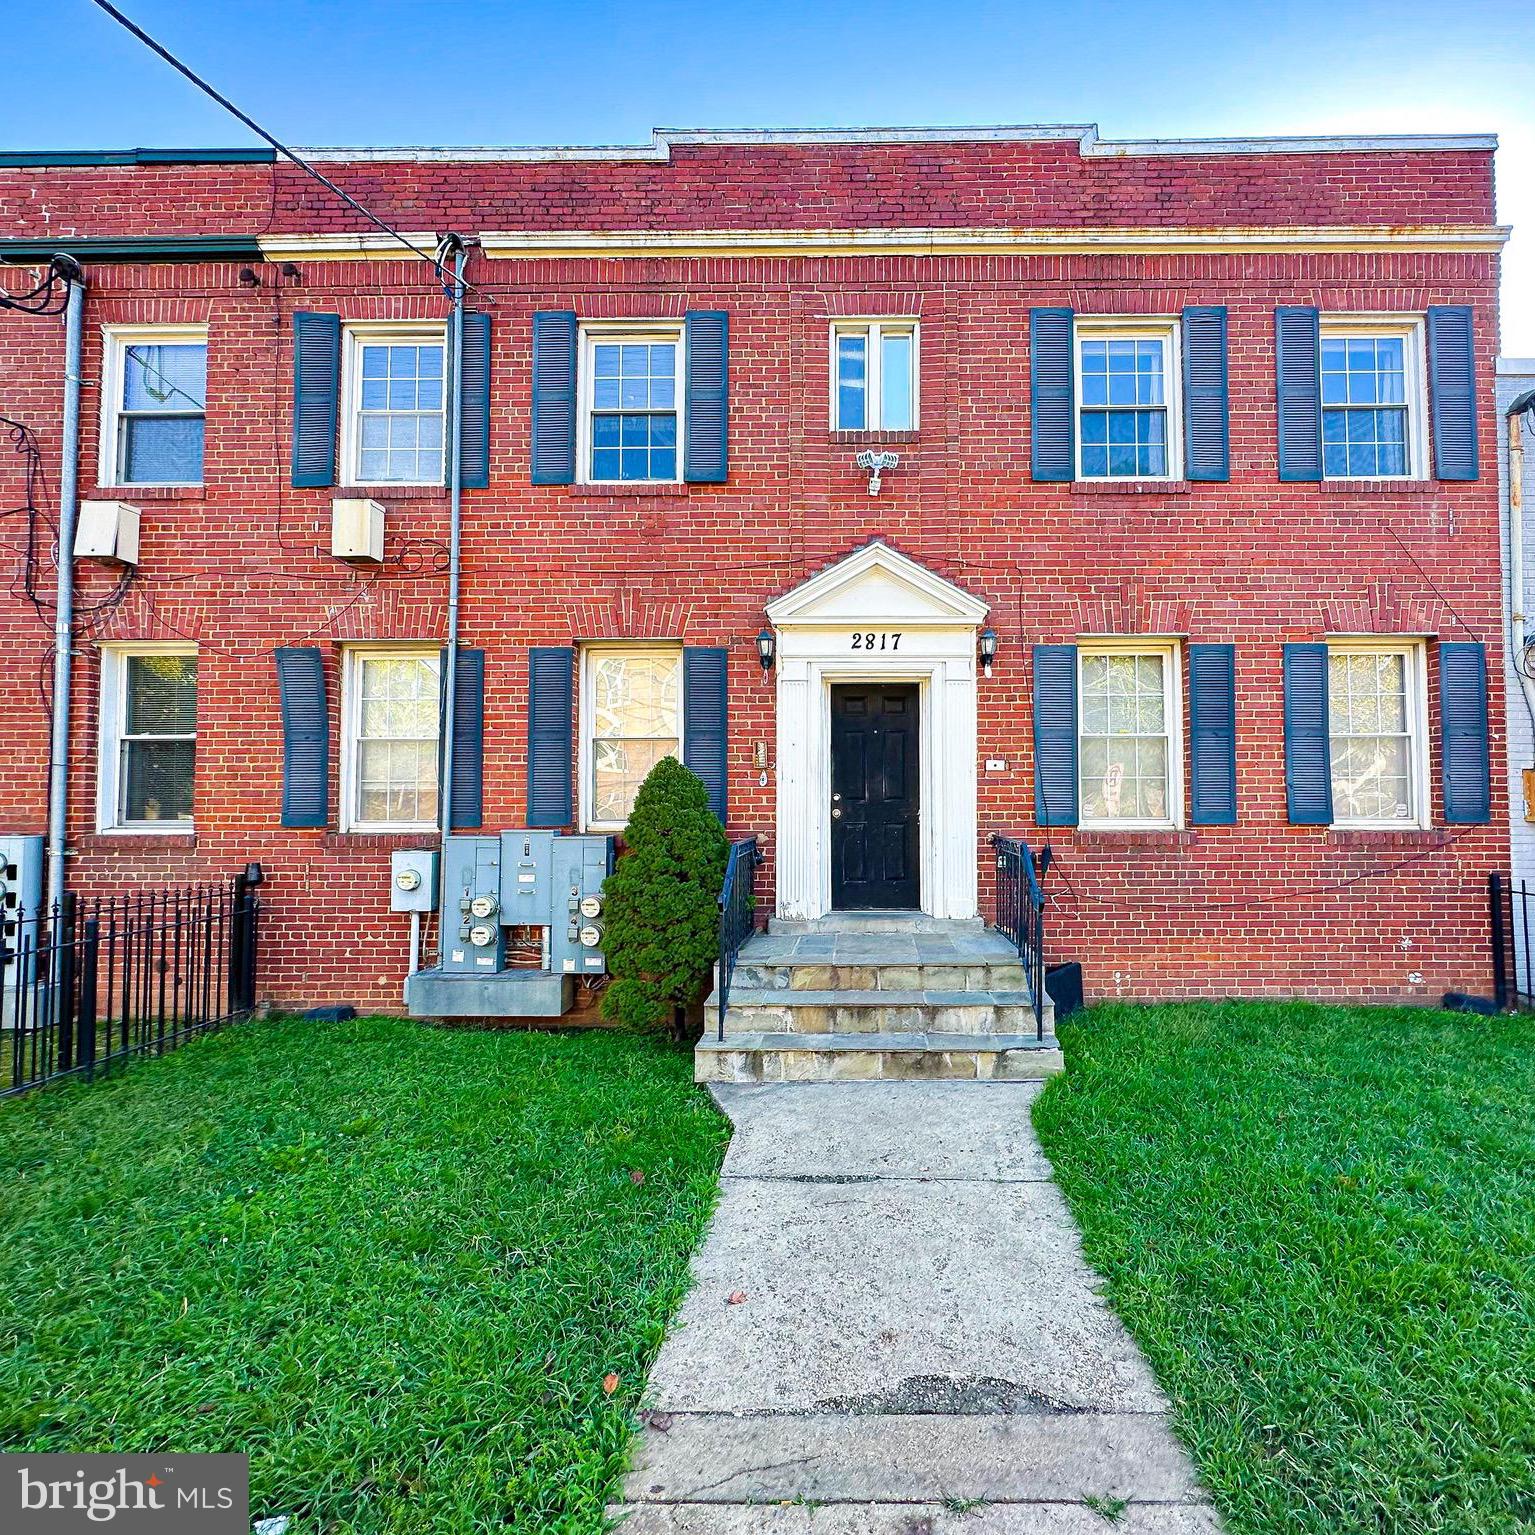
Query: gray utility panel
1 834 44 1029
408 831 615 1018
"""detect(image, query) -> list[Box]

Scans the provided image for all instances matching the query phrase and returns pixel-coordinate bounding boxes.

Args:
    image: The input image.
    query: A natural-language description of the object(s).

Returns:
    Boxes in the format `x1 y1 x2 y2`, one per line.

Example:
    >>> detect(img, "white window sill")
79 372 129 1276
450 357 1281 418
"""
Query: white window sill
96 823 196 836
1078 821 1184 833
342 823 440 836
1329 820 1431 833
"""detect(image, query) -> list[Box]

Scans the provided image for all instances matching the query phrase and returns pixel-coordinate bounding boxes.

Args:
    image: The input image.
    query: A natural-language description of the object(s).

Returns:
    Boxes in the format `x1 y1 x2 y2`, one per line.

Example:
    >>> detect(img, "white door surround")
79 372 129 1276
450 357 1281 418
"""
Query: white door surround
765 541 988 921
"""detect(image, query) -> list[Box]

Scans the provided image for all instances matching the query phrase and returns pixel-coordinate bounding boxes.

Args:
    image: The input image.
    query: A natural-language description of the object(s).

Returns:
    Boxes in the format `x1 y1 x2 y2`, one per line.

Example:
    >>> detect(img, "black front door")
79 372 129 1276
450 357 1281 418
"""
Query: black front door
830 684 920 910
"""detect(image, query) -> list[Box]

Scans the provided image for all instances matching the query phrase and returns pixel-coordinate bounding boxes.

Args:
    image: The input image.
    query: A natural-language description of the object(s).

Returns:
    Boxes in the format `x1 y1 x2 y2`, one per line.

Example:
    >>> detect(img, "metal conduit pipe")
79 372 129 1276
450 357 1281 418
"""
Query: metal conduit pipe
46 265 86 913
436 238 468 947
1507 390 1535 729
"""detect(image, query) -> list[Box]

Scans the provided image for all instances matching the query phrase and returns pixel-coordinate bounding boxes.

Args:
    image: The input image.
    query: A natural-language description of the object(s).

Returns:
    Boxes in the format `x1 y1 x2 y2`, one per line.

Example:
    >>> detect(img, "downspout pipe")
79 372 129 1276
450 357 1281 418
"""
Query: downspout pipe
436 238 467 941
46 261 85 914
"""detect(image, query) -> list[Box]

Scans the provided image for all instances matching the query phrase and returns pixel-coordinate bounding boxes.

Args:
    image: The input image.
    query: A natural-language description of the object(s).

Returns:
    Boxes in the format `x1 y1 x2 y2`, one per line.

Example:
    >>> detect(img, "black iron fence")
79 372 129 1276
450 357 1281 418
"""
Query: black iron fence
1489 874 1535 1011
716 837 761 1040
989 835 1049 1040
3 873 260 1098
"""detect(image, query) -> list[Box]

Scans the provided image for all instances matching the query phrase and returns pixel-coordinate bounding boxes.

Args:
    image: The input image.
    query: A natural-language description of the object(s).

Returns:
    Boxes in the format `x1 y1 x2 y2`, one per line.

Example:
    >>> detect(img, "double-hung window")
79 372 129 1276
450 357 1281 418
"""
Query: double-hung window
831 320 918 431
582 327 681 483
97 646 197 831
1076 320 1180 480
1078 642 1183 828
341 648 441 831
343 326 446 485
1327 641 1428 826
1320 319 1425 479
582 646 682 827
100 327 207 486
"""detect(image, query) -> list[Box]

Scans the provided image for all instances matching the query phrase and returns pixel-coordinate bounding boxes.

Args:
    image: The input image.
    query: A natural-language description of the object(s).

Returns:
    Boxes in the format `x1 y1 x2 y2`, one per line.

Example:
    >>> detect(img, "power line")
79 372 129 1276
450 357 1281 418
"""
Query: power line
87 0 478 289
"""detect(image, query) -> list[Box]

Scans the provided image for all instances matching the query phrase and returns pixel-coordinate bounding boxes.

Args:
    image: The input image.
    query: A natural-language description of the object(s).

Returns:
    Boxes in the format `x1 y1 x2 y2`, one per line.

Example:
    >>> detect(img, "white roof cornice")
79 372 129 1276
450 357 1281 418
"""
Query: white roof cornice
293 123 1497 164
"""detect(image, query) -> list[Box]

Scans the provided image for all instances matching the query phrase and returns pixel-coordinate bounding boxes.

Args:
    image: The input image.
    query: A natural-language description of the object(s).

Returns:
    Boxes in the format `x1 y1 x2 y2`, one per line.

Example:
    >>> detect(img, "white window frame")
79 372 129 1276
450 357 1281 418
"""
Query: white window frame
1073 316 1182 483
1326 637 1431 830
97 324 208 488
339 645 442 833
828 319 920 431
577 321 685 486
96 642 198 834
579 643 685 832
1319 315 1429 483
340 322 448 488
1076 639 1185 831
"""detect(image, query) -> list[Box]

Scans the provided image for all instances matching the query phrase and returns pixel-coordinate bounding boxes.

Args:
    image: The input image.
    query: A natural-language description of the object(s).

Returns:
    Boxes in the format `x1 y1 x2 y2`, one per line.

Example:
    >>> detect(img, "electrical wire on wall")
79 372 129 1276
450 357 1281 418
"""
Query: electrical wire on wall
0 256 76 317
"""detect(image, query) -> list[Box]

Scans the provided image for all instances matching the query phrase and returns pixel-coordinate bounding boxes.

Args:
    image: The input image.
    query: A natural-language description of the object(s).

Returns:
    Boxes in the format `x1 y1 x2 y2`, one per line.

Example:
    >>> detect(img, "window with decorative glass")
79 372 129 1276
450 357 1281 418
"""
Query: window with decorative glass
585 647 682 826
101 328 206 486
583 330 680 482
1327 644 1426 825
346 329 446 484
831 321 917 431
343 650 441 830
1320 326 1421 478
1078 646 1181 827
98 648 197 830
1076 323 1179 479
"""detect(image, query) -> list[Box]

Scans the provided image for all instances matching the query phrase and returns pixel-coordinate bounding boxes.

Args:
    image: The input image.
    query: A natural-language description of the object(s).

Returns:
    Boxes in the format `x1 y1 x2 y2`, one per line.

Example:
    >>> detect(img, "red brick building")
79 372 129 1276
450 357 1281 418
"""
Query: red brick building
0 125 1509 1013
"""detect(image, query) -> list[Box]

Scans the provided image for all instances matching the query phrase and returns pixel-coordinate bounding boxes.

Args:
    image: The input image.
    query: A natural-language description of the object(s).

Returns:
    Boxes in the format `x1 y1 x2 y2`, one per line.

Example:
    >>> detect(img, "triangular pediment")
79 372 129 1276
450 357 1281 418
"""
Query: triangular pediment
765 541 989 628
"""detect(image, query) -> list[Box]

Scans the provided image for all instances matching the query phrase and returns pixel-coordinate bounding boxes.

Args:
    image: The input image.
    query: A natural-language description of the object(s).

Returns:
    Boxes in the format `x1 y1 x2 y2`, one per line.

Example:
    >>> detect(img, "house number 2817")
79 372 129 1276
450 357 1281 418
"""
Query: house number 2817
850 632 902 650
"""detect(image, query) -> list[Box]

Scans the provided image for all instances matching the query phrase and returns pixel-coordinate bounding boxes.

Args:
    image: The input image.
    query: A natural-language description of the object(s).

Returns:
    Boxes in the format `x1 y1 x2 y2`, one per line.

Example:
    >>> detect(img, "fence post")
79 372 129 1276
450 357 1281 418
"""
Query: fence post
55 892 77 1072
78 917 99 1079
1490 873 1509 1011
228 871 259 1014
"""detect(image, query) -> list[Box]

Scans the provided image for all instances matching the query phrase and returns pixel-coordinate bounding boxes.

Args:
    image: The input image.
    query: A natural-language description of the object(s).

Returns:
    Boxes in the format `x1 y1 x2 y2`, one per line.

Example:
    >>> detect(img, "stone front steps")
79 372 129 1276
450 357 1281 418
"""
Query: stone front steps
695 1030 1063 1082
697 914 1060 1083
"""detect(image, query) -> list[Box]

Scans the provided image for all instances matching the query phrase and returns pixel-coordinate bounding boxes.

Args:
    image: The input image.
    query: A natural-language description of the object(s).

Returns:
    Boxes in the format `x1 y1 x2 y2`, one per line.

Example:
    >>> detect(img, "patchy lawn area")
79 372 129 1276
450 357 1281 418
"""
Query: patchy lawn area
1034 1000 1535 1535
0 1015 728 1533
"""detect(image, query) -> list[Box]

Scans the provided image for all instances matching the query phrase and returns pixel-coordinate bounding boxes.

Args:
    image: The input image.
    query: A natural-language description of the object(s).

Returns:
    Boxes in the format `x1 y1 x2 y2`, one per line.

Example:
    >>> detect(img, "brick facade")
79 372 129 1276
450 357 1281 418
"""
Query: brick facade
0 130 1508 1011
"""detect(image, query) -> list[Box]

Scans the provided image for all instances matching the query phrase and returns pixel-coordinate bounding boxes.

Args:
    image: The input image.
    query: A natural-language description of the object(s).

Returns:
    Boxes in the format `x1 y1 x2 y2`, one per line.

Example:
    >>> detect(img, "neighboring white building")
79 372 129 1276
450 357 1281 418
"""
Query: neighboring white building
1500 358 1535 892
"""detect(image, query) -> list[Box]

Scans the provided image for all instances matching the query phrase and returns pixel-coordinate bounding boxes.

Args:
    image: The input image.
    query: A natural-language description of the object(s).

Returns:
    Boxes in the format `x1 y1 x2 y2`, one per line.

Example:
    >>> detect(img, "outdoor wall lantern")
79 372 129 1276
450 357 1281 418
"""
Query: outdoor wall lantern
757 628 776 674
979 627 999 678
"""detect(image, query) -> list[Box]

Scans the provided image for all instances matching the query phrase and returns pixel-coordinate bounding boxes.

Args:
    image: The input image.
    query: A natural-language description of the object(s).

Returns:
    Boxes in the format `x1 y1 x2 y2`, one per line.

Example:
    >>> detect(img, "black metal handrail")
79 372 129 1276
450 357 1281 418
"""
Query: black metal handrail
3 873 260 1098
988 835 1049 1040
716 837 760 1042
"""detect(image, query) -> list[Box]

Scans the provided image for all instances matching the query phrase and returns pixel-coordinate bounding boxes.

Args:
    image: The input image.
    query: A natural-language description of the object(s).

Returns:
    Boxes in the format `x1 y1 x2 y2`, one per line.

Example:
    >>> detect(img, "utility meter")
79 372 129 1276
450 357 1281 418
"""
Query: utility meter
389 849 438 914
469 893 499 920
579 925 602 947
468 924 496 948
579 895 603 918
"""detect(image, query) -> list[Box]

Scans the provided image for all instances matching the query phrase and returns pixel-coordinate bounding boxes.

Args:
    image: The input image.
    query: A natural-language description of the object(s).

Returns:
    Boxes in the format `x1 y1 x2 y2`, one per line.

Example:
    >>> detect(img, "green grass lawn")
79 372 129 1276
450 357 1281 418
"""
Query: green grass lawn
0 1015 728 1533
1034 1000 1535 1535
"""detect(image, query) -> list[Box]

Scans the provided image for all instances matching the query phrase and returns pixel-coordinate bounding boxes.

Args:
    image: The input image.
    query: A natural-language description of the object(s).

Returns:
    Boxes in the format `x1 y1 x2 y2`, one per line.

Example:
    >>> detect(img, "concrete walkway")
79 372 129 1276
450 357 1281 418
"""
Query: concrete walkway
612 1082 1219 1534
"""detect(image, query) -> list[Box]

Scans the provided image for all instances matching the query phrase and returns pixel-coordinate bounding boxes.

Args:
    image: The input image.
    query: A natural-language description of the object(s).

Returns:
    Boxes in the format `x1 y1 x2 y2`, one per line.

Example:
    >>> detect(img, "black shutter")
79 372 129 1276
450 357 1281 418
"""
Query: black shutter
275 646 329 828
527 646 574 826
1282 643 1331 823
530 311 578 485
1030 308 1075 482
1032 644 1079 826
458 312 491 490
291 312 340 488
1188 643 1237 824
1440 641 1490 822
1275 307 1322 482
683 647 728 819
441 646 485 828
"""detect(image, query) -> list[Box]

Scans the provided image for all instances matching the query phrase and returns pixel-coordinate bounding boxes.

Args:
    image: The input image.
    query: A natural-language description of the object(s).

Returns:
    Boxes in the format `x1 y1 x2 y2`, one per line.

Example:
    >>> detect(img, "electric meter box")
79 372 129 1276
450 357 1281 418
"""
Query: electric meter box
1 834 44 1028
440 836 506 974
498 830 556 922
549 834 615 976
389 849 438 913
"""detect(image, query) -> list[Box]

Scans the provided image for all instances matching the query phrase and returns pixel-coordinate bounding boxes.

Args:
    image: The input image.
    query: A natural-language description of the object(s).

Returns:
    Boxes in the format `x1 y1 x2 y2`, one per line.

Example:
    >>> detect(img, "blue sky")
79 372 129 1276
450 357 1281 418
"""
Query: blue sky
4 0 1533 351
